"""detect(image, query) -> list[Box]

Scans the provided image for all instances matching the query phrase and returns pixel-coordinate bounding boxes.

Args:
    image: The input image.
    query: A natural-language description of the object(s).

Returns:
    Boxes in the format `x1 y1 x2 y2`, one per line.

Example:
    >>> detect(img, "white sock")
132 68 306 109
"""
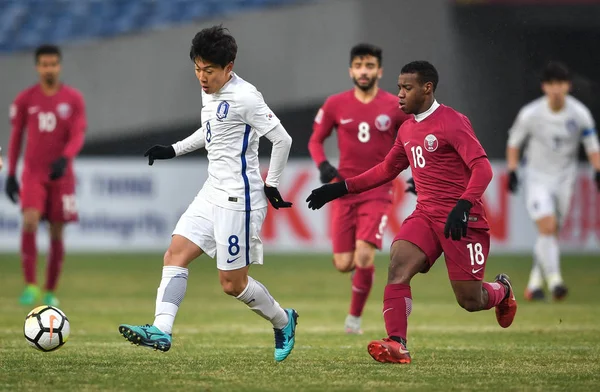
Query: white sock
153 266 188 334
534 234 563 290
527 255 544 291
236 276 289 329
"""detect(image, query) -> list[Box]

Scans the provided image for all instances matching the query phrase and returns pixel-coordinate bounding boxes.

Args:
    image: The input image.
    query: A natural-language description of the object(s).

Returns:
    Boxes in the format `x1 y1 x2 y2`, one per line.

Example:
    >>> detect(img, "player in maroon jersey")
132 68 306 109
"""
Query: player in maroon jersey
6 45 87 307
307 61 517 363
308 44 410 334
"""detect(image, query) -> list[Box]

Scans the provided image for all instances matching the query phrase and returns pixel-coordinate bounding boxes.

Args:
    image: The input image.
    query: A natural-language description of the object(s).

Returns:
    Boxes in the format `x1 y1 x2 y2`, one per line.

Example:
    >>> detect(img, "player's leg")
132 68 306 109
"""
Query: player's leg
119 202 213 352
43 222 65 306
442 228 517 328
549 181 575 300
331 199 357 272
526 182 564 299
367 213 442 364
18 177 46 305
345 200 390 334
216 206 297 362
43 178 78 306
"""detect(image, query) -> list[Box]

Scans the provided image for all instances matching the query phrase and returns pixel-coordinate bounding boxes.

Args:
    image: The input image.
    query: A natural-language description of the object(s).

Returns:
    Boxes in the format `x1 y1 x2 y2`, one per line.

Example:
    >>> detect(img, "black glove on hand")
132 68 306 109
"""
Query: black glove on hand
306 181 348 210
595 171 600 192
444 199 473 241
318 160 341 184
264 185 293 209
5 175 19 204
144 145 176 166
49 157 68 180
405 177 416 195
507 170 518 193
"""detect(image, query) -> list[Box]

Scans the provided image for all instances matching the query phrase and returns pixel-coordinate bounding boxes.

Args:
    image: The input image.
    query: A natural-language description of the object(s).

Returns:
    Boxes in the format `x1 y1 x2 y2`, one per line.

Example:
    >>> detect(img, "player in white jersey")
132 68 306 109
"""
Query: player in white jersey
118 26 298 362
506 62 600 301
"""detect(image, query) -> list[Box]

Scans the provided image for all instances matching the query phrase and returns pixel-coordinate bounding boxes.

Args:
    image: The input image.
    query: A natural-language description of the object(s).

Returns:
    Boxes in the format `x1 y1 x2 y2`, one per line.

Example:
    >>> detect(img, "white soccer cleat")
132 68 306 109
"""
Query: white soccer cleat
344 314 363 335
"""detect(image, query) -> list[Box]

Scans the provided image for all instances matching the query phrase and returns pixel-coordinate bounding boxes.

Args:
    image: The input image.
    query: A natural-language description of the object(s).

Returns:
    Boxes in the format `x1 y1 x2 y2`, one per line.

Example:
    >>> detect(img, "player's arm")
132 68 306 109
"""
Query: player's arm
306 135 409 210
444 116 493 240
579 108 600 190
144 126 205 166
308 98 341 183
506 107 530 192
5 94 27 203
0 146 4 171
242 91 293 209
51 92 88 180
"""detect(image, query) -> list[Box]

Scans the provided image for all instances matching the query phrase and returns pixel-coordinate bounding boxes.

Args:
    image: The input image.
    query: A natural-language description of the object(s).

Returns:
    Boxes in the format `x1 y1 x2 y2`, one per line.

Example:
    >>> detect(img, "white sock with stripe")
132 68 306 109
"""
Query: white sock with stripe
153 266 188 335
236 276 289 329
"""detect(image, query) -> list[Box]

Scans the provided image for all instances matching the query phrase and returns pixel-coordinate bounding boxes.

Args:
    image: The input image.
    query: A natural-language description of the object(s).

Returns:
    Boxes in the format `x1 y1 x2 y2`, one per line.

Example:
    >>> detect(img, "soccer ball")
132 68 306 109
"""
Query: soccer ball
24 306 70 352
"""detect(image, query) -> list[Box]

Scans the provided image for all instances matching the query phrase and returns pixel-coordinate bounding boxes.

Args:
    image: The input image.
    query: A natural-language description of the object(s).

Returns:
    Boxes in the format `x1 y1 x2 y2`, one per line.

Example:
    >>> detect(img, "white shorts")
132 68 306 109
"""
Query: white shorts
172 195 267 271
525 179 574 224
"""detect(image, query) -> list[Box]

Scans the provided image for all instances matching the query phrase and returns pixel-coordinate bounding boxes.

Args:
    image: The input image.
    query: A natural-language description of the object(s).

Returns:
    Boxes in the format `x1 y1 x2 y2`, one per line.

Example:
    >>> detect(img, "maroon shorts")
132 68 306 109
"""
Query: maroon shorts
393 210 490 281
331 198 392 253
20 175 78 223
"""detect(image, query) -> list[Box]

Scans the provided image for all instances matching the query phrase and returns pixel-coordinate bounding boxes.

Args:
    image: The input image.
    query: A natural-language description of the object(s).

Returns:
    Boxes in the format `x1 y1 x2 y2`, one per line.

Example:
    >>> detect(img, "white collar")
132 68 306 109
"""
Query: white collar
414 100 440 122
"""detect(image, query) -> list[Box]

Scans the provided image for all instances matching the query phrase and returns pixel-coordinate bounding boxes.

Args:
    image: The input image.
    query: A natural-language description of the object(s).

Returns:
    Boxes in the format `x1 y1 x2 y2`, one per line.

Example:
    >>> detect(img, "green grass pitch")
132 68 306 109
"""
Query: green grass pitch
1 253 599 391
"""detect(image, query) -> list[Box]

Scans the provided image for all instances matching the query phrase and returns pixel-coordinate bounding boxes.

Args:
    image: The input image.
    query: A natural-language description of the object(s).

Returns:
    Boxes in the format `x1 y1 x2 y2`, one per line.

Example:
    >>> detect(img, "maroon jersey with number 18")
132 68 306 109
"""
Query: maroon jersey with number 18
309 89 410 202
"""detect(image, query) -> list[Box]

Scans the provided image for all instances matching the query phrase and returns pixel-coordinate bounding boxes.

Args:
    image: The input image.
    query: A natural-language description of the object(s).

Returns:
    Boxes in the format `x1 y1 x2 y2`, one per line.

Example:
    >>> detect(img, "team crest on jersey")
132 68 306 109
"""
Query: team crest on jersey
266 113 274 120
57 103 71 119
424 134 438 152
216 101 230 121
566 118 578 133
375 114 392 131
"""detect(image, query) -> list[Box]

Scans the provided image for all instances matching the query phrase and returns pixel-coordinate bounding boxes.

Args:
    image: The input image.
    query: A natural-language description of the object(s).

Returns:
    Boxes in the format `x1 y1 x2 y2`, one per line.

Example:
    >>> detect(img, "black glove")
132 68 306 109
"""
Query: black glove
318 160 341 184
306 181 348 210
405 177 416 195
444 199 472 241
144 145 176 166
49 157 68 180
5 175 19 204
264 185 293 209
507 170 518 193
595 171 600 192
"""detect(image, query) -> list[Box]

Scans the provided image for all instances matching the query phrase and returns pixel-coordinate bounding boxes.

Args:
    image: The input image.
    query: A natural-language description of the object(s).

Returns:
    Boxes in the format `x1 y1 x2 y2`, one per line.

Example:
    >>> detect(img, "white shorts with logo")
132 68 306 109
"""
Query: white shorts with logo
525 176 575 225
172 194 267 271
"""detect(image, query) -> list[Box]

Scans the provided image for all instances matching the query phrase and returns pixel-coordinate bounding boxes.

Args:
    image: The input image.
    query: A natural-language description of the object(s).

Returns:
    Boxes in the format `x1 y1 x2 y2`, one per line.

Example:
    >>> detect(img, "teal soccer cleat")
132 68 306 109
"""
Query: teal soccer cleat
273 308 298 362
118 324 172 352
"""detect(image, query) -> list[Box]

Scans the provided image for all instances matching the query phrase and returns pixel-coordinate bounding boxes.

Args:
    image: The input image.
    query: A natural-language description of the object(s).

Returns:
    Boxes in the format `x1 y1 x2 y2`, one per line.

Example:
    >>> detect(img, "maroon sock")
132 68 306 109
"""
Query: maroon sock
45 239 65 291
482 281 507 310
383 283 412 342
21 231 37 285
349 265 375 317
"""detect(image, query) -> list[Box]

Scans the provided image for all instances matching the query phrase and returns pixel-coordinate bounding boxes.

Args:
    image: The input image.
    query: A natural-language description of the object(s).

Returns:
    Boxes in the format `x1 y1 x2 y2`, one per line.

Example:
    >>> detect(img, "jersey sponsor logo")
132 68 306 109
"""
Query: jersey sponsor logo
9 104 17 118
226 256 240 264
375 114 392 131
424 134 438 152
216 101 230 122
566 118 578 133
471 267 483 274
57 103 71 119
315 108 324 124
340 118 354 125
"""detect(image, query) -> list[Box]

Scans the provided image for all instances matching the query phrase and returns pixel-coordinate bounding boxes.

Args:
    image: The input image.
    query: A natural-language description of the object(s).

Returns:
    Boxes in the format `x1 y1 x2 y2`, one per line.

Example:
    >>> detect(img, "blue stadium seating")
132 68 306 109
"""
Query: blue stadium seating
0 0 308 53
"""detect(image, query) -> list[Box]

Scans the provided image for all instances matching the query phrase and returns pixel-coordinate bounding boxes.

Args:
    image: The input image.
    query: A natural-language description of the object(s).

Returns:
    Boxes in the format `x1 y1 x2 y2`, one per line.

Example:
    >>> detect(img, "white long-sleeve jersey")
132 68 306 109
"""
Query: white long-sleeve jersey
507 95 599 183
172 72 292 211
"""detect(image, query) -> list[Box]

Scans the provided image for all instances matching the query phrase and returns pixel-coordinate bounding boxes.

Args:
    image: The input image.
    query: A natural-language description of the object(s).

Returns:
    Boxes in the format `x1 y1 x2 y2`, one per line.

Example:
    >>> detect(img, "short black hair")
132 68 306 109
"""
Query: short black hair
400 61 439 91
35 44 61 63
189 25 237 68
541 61 570 83
350 43 382 66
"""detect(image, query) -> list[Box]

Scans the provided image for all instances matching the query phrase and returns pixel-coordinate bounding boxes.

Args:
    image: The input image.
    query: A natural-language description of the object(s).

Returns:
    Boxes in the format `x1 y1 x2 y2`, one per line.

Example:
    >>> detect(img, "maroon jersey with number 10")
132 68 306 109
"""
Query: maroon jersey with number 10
309 89 410 202
8 84 86 179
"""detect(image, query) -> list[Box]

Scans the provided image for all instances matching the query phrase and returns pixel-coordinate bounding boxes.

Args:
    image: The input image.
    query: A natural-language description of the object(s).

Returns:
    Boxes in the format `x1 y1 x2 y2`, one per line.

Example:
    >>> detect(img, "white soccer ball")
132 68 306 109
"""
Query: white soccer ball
24 306 70 352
